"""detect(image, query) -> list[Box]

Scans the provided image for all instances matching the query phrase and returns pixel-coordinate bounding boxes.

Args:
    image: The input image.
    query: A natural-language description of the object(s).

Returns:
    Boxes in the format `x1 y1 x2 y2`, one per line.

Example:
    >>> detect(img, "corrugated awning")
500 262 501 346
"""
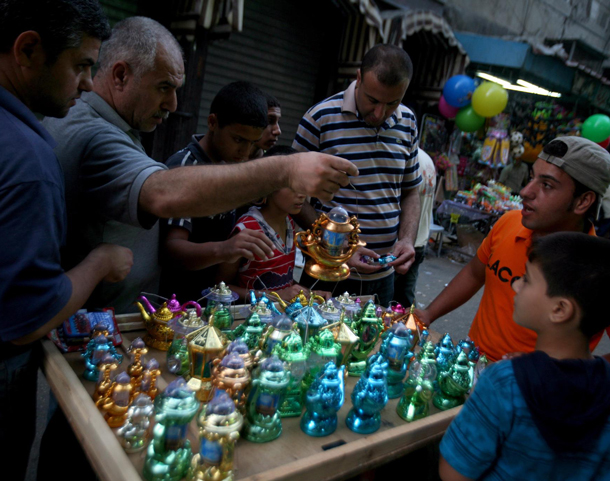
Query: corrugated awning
170 0 244 41
337 7 469 88
382 10 469 59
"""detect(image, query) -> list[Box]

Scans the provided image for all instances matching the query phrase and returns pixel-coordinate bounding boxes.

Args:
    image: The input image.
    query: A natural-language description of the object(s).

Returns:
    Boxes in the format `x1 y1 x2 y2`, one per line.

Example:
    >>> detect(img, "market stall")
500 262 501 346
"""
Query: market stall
42 311 459 481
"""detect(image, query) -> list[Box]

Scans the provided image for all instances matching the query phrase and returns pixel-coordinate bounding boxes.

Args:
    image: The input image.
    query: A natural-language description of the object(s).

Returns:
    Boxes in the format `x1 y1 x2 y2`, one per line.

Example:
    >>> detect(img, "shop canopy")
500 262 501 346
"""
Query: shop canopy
455 31 610 113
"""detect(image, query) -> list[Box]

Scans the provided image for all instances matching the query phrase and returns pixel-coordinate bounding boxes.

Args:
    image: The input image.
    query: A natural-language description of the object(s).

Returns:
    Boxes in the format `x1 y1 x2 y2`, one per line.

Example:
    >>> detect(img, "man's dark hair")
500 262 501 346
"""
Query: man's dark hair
528 232 610 338
0 0 110 63
265 92 281 110
542 139 599 220
361 44 413 86
210 81 268 129
264 145 296 157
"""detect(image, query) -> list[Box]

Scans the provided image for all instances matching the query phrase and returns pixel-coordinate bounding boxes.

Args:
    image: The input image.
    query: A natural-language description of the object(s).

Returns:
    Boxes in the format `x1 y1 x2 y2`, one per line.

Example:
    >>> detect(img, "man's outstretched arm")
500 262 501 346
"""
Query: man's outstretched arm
141 152 358 219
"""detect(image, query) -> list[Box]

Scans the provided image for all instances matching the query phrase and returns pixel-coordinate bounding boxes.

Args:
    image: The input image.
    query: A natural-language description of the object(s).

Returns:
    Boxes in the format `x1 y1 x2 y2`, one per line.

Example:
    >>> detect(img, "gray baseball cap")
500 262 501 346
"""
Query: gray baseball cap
538 136 610 196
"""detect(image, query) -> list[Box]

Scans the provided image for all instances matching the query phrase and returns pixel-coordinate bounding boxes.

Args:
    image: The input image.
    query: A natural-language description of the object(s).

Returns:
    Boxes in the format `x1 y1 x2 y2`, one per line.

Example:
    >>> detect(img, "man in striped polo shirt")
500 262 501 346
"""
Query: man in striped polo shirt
293 44 421 306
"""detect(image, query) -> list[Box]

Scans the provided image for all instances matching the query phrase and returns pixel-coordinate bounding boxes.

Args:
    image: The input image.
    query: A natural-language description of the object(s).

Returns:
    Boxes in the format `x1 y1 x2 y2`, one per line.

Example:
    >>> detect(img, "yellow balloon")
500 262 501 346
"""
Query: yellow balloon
472 82 508 118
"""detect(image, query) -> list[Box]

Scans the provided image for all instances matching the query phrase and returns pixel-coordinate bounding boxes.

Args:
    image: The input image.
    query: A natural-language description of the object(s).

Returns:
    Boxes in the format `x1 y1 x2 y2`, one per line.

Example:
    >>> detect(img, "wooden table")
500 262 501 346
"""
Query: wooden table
42 313 459 481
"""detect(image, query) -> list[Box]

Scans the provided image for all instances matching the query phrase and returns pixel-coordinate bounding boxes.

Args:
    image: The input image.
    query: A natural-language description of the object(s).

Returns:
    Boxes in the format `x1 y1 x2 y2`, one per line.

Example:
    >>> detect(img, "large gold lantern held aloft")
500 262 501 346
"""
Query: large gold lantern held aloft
295 207 365 282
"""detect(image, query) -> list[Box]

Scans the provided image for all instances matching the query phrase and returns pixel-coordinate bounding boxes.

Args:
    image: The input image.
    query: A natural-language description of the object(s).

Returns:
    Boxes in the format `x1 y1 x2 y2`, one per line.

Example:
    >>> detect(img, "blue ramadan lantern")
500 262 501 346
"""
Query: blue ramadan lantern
381 323 415 398
301 362 346 437
346 356 388 434
83 334 122 381
435 333 456 375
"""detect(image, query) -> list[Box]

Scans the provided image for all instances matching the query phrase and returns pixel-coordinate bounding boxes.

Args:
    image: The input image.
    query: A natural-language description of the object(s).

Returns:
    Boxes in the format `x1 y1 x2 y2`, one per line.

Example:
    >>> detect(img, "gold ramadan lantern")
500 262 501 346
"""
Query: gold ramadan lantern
295 207 365 282
187 323 228 402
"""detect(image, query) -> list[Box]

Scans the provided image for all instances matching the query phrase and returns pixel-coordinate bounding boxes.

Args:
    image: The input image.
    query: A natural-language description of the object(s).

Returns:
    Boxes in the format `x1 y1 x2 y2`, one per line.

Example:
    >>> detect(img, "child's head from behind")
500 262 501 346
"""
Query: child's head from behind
263 146 306 215
512 232 610 338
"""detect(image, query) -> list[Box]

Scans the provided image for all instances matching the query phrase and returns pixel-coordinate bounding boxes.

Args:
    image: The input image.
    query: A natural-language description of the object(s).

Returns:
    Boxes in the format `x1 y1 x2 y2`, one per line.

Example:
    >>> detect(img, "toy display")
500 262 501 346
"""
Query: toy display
454 180 522 214
303 329 341 391
231 311 266 350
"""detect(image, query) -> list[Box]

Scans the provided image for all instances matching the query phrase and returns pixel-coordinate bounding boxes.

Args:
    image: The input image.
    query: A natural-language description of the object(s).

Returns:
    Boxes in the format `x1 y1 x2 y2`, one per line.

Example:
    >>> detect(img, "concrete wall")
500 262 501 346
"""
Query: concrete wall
442 0 610 65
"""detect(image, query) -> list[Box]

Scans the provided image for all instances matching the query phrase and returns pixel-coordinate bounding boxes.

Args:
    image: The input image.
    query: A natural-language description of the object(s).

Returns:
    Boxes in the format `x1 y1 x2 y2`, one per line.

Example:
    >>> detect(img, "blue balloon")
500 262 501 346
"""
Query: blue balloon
443 75 475 108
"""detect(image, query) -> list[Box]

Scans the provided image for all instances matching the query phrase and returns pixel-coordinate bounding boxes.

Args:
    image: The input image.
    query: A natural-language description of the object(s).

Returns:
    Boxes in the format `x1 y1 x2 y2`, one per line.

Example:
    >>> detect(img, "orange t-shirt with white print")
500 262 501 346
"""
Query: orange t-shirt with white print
468 210 600 362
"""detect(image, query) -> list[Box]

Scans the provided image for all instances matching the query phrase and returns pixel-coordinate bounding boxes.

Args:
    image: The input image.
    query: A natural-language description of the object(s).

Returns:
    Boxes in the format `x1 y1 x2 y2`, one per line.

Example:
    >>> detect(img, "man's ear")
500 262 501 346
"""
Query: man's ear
111 61 131 91
572 191 596 216
549 297 576 325
13 31 45 68
207 113 218 132
356 68 361 88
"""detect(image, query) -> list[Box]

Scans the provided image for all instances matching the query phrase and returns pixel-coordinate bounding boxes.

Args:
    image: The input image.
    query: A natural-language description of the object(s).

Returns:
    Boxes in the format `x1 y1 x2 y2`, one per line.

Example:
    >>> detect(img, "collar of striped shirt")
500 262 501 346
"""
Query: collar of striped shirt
341 80 404 122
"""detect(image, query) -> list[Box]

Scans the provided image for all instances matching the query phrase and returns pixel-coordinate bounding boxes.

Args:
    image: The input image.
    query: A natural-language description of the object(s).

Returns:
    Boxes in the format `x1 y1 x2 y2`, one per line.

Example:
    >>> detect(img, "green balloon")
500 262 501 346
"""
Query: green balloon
582 114 610 143
455 106 485 132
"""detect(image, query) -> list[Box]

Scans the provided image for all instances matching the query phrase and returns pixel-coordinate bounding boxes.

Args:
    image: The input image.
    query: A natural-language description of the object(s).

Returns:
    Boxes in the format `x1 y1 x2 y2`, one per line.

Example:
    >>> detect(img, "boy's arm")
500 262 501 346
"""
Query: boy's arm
439 456 474 481
415 256 486 327
163 226 275 270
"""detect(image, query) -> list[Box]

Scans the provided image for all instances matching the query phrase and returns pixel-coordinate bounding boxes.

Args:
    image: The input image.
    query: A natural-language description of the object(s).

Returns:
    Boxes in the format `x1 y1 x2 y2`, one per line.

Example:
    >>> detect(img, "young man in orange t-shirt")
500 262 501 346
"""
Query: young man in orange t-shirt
416 136 610 361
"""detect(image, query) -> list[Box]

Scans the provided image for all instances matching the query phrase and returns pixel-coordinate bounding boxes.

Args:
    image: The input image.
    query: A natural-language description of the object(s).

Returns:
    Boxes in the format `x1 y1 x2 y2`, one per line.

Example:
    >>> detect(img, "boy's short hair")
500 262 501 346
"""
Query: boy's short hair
210 81 268 129
265 92 280 110
264 145 296 157
528 232 610 337
0 0 110 63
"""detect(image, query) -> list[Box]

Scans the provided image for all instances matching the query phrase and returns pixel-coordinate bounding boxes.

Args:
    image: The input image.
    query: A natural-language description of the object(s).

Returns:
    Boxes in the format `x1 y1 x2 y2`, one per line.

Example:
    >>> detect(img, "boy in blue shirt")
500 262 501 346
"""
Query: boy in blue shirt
440 232 610 480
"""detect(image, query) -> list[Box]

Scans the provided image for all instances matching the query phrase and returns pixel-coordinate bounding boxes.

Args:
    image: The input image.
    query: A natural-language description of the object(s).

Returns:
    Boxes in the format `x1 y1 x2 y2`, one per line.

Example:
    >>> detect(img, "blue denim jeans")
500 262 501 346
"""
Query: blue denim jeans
0 343 39 481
